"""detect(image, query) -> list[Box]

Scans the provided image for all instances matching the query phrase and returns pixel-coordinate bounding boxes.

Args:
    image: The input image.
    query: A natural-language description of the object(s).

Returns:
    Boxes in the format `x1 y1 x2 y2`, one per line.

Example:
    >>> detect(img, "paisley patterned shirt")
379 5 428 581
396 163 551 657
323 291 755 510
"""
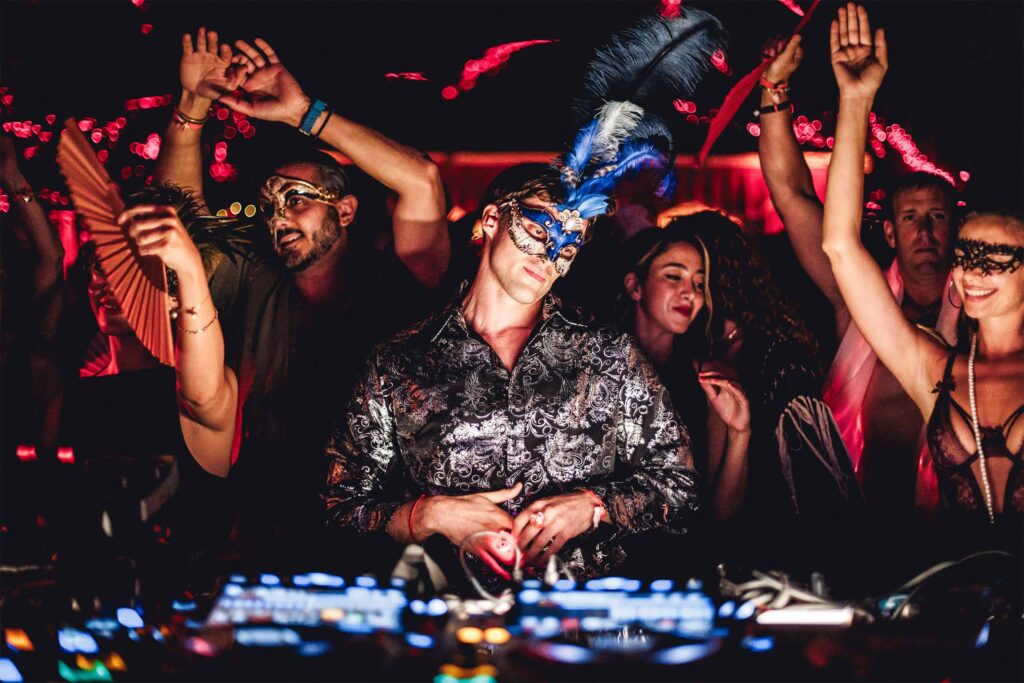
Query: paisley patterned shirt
324 288 701 578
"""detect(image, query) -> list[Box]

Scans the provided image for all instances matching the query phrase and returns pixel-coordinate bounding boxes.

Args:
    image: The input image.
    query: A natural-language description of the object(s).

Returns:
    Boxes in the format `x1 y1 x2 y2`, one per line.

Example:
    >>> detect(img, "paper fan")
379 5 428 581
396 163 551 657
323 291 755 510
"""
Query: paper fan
56 118 176 366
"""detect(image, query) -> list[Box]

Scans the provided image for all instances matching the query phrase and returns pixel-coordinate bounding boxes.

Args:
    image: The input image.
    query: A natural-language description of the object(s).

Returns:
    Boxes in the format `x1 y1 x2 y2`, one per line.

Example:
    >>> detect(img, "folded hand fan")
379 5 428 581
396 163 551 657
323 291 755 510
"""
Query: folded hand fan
56 118 176 366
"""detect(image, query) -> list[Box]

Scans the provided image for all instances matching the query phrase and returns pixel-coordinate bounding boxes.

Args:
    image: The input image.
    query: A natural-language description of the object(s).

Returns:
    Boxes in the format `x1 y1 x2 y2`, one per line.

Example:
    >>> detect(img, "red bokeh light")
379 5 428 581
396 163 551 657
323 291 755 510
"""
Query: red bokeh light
141 23 153 35
16 445 37 462
441 86 459 101
57 447 75 464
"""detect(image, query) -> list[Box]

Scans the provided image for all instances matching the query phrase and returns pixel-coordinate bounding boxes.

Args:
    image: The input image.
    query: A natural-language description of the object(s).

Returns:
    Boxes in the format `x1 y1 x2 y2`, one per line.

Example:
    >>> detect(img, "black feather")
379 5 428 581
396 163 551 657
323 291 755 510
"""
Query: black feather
573 9 726 124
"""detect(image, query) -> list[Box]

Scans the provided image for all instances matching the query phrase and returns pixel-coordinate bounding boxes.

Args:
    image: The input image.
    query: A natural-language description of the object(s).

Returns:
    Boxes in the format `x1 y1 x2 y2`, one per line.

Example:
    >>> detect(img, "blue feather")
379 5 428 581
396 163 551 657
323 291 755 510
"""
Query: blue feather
564 118 600 185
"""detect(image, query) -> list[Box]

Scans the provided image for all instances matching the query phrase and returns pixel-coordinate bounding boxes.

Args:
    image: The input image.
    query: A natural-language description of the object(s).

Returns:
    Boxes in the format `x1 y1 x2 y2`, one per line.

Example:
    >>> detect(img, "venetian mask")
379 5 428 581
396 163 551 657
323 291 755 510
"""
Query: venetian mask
505 198 586 276
259 175 339 221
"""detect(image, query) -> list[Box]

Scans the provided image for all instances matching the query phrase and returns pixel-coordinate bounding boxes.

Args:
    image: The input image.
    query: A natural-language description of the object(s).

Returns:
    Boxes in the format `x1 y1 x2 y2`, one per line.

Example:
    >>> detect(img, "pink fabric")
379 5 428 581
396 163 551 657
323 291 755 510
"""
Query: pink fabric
822 259 959 510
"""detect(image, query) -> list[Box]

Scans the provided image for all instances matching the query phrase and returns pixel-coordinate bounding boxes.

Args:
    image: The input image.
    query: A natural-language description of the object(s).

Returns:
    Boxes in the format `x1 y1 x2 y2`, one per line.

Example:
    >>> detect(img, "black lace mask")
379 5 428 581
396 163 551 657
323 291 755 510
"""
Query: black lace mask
952 238 1024 275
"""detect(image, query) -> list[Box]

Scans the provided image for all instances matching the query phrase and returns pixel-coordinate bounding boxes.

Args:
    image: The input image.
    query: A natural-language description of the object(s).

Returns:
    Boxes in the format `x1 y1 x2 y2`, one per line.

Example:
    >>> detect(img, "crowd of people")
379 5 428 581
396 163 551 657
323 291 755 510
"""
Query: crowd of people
2 4 1021 594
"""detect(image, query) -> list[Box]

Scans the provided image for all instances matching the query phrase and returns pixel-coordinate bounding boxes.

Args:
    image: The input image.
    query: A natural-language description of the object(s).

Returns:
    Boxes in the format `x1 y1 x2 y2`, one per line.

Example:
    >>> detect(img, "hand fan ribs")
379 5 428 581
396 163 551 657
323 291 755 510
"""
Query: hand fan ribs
56 119 176 366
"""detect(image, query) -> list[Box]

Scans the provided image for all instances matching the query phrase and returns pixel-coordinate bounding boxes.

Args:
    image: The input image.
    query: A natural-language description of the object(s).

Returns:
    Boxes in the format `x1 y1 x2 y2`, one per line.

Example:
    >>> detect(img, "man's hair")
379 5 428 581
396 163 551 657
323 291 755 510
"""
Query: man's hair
884 172 958 221
271 147 352 198
483 163 565 207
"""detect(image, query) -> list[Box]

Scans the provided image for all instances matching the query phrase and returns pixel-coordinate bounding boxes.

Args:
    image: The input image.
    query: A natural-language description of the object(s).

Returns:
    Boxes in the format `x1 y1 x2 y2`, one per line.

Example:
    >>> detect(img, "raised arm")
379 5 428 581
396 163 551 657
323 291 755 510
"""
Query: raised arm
820 3 945 414
1 136 64 303
120 204 237 476
222 39 450 287
153 28 248 214
757 36 849 332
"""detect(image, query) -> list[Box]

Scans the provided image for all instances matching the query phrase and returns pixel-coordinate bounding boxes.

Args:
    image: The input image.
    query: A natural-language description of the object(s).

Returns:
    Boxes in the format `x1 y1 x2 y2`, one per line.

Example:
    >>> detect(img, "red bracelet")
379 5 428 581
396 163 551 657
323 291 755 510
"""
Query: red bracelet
408 494 427 543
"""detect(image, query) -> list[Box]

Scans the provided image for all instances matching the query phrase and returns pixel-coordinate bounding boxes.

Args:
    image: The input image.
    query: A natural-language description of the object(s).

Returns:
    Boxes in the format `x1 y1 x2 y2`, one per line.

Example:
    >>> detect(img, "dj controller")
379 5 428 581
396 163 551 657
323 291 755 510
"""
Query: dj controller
2 561 1021 682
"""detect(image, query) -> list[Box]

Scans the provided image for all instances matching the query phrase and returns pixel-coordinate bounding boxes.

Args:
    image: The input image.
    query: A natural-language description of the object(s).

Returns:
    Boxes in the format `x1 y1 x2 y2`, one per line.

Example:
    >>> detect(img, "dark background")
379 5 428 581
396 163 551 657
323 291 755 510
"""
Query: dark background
1 0 1021 213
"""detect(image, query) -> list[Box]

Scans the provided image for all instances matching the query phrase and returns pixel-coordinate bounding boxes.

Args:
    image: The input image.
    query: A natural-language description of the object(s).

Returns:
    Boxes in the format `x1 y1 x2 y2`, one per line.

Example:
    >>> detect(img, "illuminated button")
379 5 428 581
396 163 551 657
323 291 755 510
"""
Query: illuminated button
319 608 345 623
426 598 447 616
116 608 144 628
456 626 483 644
0 658 23 683
4 629 33 652
482 627 510 645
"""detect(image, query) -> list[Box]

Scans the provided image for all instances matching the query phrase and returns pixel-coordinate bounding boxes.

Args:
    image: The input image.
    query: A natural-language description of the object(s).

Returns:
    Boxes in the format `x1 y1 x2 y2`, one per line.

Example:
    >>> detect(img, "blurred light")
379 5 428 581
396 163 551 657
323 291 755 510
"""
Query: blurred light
385 72 429 81
483 627 510 645
4 629 33 652
457 627 483 644
650 579 674 592
441 86 459 100
653 642 718 665
216 108 230 121
975 620 990 648
259 573 280 586
0 658 23 683
57 447 75 464
746 123 761 137
244 204 257 218
710 49 730 74
15 445 37 462
957 200 967 207
405 633 433 648
426 598 447 616
96 150 108 163
229 202 242 215
446 205 466 222
116 608 144 628
959 170 971 182
140 23 153 35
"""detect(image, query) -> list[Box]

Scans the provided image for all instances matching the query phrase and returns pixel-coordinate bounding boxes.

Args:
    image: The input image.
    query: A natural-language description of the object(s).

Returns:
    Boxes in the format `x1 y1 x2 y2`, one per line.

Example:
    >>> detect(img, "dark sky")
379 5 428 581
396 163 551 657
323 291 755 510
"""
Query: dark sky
2 1 1021 211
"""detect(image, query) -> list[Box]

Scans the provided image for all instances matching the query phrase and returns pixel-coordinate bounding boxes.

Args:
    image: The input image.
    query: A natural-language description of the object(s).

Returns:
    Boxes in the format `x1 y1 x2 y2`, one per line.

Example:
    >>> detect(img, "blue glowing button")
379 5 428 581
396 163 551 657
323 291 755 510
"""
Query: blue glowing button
0 658 23 683
518 589 541 605
650 579 674 592
228 574 246 584
425 598 447 616
553 578 575 591
235 628 300 647
116 608 144 629
84 619 119 633
409 599 426 615
718 601 736 619
536 642 594 664
259 574 281 586
355 576 377 588
652 642 720 665
172 599 197 612
741 635 775 653
734 600 758 621
298 642 333 657
405 633 434 649
58 629 99 654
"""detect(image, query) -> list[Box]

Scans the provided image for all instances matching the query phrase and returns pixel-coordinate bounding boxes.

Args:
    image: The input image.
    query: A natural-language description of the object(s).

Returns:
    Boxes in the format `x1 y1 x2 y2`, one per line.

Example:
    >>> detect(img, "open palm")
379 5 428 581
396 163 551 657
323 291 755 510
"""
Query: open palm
180 28 247 100
219 39 308 125
830 3 887 99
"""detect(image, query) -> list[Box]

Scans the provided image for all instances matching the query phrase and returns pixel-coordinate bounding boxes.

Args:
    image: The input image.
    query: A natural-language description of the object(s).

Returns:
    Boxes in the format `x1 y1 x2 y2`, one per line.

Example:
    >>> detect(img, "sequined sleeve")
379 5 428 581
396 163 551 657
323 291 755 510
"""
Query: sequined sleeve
323 351 405 535
585 340 702 534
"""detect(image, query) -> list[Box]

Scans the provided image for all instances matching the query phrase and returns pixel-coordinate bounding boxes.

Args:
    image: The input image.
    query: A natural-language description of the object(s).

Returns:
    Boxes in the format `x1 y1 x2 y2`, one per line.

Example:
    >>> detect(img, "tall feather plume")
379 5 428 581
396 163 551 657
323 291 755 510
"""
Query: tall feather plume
573 9 726 123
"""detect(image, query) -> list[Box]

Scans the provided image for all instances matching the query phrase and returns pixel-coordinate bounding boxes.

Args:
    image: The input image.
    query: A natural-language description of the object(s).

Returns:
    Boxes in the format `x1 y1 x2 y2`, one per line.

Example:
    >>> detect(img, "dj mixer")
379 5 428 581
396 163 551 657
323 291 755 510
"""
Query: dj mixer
3 561 1019 682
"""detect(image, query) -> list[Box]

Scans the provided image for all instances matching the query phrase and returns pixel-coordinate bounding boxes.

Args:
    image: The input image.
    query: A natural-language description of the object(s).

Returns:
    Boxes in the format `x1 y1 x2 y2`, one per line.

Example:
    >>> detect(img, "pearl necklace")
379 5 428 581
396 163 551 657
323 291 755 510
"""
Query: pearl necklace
968 333 996 525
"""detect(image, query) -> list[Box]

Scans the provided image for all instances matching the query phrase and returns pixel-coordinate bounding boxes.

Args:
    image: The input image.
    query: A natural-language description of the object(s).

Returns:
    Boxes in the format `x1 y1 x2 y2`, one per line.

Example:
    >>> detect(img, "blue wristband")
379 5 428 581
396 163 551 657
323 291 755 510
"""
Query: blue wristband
299 99 328 136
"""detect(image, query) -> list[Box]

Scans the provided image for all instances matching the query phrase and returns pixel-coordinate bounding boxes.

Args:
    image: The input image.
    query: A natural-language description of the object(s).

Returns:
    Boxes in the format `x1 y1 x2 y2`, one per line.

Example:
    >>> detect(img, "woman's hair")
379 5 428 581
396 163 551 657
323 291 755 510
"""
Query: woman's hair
664 211 818 361
618 223 714 348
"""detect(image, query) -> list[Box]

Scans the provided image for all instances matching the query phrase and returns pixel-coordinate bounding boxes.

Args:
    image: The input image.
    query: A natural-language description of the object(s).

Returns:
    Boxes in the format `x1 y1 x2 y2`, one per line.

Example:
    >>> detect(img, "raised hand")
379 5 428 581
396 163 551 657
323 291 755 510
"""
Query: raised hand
119 204 203 278
699 372 751 434
180 27 248 102
512 491 597 569
763 34 804 85
830 2 888 99
416 482 521 579
219 38 310 128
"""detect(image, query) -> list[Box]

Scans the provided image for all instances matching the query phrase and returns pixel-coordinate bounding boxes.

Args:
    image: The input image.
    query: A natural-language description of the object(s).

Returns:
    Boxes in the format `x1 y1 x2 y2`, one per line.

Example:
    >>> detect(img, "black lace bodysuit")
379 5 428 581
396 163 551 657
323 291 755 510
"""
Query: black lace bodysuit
926 354 1024 518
